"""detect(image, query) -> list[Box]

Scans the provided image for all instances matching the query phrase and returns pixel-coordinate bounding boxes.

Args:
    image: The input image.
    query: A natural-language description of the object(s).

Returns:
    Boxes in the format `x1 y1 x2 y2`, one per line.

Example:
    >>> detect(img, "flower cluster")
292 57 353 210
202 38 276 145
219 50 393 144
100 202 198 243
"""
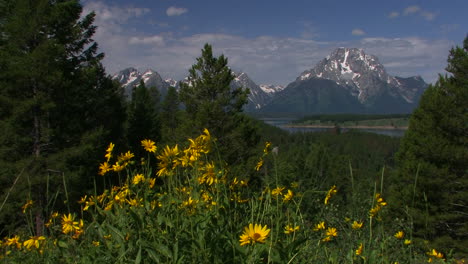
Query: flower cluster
324 185 337 205
369 193 387 218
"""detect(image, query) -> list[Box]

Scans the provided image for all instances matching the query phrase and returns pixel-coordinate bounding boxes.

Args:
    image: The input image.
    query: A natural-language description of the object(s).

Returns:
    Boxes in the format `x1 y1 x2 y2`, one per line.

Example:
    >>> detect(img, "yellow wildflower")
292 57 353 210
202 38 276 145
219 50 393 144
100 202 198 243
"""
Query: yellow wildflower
21 200 33 213
99 162 111 175
326 227 338 237
271 186 285 196
141 139 157 153
404 239 412 245
352 221 363 229
92 241 100 247
148 178 156 188
157 145 180 177
284 224 300 234
324 185 337 205
355 243 363 256
255 158 264 171
198 162 218 185
427 249 444 259
239 223 270 246
283 189 294 202
105 142 114 162
394 231 404 239
61 213 80 234
263 141 271 154
23 236 45 250
132 174 145 185
6 235 21 249
313 221 326 231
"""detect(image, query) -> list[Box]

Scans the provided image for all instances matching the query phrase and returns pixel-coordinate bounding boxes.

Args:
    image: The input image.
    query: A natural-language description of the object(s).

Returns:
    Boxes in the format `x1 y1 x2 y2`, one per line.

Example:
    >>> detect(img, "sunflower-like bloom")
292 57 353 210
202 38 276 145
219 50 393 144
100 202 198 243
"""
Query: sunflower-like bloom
427 249 444 259
157 145 180 177
313 221 326 231
118 151 135 163
352 221 363 229
404 239 412 245
394 231 404 239
23 236 45 250
355 243 363 256
132 174 145 185
141 139 157 153
239 223 270 246
324 185 337 205
326 227 338 237
105 142 114 162
283 189 294 202
271 186 285 196
263 141 271 154
6 235 21 249
255 158 264 171
198 162 218 185
22 199 33 213
61 213 80 234
284 224 300 234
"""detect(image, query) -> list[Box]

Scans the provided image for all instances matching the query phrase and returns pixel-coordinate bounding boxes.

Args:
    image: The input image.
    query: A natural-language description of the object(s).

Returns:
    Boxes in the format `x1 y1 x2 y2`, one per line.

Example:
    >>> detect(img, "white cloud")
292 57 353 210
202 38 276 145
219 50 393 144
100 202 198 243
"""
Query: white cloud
401 5 437 21
83 2 149 24
351 29 366 36
166 6 188 16
388 11 399 18
403 5 421 15
129 35 165 46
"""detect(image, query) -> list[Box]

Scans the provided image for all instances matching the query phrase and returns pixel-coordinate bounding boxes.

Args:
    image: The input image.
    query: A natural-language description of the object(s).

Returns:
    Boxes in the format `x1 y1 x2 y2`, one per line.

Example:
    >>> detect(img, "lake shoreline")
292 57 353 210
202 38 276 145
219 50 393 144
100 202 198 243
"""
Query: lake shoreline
281 124 408 130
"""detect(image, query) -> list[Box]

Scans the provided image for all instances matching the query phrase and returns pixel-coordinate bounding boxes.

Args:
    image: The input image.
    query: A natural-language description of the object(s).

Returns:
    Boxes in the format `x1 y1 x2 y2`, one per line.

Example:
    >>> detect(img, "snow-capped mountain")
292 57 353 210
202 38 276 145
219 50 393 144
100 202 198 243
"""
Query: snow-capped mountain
164 78 178 88
231 72 272 110
259 84 285 95
112 68 170 97
261 48 427 114
297 47 426 105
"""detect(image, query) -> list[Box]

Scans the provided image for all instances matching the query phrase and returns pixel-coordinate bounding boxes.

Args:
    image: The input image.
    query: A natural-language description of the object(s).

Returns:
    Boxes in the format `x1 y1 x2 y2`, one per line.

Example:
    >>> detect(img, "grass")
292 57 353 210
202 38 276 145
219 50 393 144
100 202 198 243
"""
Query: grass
0 130 456 263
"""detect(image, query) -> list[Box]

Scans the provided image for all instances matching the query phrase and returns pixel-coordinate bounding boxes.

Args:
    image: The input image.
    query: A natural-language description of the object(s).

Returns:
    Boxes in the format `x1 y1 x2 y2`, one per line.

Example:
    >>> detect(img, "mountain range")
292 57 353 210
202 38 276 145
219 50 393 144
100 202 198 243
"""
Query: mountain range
112 47 427 114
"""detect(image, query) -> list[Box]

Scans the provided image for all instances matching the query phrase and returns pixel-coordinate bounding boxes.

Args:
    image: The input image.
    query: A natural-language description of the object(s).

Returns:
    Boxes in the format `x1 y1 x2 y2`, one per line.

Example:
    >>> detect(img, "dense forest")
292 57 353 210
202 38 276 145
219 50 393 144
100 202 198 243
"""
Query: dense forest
0 1 466 263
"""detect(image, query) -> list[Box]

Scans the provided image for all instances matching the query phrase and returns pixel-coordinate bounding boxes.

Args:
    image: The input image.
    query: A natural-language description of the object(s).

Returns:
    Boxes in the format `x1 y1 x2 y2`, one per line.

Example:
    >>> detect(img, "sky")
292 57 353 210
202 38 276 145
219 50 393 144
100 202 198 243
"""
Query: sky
81 0 467 86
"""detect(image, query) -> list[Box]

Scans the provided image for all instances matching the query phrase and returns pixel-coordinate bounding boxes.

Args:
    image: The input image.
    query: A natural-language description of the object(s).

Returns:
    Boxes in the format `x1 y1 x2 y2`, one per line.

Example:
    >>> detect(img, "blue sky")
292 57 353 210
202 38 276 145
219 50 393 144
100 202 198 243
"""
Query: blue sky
81 0 467 85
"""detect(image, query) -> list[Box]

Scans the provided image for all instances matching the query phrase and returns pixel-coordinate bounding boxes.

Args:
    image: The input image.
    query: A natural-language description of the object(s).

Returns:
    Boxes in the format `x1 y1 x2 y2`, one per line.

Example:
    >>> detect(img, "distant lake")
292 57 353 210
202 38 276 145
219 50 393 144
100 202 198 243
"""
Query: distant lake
261 118 406 137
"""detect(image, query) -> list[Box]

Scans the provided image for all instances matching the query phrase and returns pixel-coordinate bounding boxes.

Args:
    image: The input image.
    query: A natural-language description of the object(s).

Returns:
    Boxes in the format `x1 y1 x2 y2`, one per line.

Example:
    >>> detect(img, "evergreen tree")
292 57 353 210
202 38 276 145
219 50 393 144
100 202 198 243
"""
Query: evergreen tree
0 0 126 234
127 80 161 155
160 86 181 144
179 44 259 165
391 36 468 257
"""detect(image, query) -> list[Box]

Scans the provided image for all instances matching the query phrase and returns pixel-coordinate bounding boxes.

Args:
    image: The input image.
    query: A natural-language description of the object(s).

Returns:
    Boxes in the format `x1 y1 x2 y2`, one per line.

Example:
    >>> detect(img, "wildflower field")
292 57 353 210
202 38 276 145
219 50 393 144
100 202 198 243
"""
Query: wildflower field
0 130 457 263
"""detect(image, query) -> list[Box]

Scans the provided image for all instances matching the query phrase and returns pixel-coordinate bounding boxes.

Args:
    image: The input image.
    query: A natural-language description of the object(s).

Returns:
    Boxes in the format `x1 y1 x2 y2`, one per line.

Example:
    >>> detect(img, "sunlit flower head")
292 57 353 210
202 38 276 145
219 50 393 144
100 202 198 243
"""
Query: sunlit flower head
271 186 285 196
284 224 300 234
118 151 134 163
99 162 111 175
352 221 363 229
6 235 21 249
326 227 338 237
141 139 157 153
132 174 145 185
239 223 270 246
263 141 271 154
404 239 412 245
255 158 264 171
427 249 444 259
105 142 114 162
23 236 45 250
313 221 326 231
61 213 80 234
22 199 33 213
324 185 337 205
394 231 404 239
355 243 363 256
283 189 294 202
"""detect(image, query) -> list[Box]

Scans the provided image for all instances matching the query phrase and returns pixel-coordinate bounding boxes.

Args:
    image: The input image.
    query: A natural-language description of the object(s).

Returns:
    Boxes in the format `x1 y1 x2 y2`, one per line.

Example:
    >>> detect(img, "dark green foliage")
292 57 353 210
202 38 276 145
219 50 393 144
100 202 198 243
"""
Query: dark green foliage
127 80 161 155
179 44 259 165
160 86 181 144
391 36 468 257
0 0 126 235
